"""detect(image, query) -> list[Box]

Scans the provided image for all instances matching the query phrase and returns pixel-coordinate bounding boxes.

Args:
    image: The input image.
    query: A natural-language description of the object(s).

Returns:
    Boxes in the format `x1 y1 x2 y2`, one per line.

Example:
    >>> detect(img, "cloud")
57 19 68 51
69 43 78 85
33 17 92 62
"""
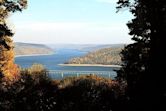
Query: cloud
97 0 118 4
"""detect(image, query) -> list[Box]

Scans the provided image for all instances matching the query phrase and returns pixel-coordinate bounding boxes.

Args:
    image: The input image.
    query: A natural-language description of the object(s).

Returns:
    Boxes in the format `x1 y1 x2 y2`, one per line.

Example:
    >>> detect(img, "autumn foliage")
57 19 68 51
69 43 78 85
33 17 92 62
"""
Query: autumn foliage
0 65 125 111
0 36 19 81
0 0 27 82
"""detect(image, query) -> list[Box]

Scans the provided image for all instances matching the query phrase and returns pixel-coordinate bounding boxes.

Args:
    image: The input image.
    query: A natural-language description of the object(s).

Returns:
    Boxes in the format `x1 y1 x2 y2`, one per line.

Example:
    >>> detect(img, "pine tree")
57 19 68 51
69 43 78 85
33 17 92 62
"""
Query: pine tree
0 0 27 82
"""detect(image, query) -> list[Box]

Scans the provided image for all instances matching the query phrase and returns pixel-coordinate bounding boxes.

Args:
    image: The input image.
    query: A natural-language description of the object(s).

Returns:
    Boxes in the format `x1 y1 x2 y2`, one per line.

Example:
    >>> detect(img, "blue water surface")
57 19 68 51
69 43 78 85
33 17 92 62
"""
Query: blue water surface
15 49 119 79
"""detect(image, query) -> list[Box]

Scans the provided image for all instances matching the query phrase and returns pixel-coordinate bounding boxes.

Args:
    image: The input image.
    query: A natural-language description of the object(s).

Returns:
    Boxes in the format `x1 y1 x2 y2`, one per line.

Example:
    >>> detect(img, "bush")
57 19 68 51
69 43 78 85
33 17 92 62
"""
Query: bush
0 64 58 111
55 75 125 111
0 65 126 111
20 63 50 84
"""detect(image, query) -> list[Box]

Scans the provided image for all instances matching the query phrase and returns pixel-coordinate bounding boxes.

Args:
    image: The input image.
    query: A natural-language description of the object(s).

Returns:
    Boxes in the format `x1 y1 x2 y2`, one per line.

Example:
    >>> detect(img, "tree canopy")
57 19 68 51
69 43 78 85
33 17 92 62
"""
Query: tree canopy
117 0 166 110
0 0 27 82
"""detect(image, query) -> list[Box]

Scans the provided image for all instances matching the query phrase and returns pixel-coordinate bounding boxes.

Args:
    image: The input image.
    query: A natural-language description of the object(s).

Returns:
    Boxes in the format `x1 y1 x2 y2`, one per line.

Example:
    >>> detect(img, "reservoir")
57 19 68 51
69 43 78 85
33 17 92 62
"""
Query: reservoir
15 49 119 79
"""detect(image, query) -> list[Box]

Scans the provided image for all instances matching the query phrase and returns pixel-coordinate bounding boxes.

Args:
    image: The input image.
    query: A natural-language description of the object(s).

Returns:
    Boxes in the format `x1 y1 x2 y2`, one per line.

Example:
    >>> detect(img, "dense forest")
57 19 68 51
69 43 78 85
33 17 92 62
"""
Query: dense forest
66 47 123 65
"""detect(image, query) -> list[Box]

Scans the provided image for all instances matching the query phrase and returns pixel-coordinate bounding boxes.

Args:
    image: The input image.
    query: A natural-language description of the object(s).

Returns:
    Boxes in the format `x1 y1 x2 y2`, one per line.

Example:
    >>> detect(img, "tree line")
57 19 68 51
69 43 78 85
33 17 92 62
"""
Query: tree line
66 47 122 65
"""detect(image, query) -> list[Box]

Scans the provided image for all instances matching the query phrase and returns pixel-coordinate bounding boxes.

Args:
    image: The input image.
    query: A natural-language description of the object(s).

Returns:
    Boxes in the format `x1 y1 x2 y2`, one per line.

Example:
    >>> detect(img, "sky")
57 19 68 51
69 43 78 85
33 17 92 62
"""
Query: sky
9 0 133 44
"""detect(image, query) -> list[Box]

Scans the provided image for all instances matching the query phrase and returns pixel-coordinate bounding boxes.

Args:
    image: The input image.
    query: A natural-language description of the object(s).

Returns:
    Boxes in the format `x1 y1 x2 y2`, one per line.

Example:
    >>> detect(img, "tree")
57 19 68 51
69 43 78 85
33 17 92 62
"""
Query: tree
0 0 27 82
116 0 166 110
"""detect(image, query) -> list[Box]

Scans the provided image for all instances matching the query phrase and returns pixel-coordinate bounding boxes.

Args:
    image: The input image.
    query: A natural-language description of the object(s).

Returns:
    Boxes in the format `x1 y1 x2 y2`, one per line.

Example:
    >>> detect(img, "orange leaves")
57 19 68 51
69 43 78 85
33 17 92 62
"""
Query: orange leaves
0 0 27 83
1 58 20 82
0 37 19 82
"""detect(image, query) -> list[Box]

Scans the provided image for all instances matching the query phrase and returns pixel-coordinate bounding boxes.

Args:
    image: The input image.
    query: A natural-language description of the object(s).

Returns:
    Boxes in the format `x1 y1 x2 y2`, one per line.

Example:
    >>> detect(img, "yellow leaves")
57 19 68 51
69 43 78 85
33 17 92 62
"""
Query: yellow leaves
19 0 28 9
0 6 8 19
0 37 19 82
0 0 28 83
0 49 14 61
1 62 20 82
27 63 46 74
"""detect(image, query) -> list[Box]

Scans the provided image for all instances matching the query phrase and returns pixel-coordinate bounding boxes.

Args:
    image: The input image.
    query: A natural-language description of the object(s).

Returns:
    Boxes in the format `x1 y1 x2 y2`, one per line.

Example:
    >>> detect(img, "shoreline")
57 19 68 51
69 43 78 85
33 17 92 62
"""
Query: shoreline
15 53 54 58
58 64 122 68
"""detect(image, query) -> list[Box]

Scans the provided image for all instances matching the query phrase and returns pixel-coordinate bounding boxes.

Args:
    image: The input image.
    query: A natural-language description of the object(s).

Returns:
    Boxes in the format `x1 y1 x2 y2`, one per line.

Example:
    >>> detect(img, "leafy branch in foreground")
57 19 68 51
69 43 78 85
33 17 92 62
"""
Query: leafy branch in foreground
0 0 27 82
1 64 125 111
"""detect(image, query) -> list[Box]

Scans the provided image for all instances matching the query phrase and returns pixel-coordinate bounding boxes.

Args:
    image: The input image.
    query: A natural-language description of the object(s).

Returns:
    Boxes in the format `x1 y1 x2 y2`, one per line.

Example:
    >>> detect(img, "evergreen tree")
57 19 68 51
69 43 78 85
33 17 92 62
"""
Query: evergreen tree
116 0 166 110
0 0 27 82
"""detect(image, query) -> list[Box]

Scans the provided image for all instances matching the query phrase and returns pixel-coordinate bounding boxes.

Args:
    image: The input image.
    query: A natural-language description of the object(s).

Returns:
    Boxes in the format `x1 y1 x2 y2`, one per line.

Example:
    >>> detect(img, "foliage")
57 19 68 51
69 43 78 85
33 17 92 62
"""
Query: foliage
0 64 58 111
66 47 123 65
0 0 27 82
116 0 166 110
20 64 50 83
55 75 126 111
0 64 125 111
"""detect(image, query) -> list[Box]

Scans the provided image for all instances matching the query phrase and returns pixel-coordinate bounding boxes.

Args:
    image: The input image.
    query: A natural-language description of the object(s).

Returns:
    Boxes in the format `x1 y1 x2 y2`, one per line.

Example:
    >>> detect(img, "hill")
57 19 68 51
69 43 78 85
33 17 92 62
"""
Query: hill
65 46 124 65
77 44 125 52
14 42 54 56
49 44 125 51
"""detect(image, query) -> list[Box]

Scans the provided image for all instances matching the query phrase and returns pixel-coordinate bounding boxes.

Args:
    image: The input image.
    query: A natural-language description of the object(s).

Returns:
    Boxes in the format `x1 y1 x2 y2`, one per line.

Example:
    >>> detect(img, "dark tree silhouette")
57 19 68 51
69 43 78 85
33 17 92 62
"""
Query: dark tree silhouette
0 0 27 82
116 0 166 111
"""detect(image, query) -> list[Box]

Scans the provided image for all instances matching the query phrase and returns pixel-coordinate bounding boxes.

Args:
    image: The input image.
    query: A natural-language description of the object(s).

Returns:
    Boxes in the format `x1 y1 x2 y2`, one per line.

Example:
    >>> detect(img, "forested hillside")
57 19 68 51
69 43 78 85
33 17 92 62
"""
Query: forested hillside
66 47 123 65
14 42 54 56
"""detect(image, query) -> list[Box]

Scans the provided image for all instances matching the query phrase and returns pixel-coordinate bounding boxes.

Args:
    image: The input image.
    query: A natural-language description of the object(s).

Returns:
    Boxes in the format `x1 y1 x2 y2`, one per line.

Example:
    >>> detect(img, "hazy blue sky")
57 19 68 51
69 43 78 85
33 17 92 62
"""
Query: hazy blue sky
10 0 133 44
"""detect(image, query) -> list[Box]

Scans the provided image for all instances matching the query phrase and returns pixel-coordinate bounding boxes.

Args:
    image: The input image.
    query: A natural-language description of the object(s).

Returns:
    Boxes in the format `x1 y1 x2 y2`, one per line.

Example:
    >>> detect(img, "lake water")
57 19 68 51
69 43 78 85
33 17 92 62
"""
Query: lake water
15 49 119 79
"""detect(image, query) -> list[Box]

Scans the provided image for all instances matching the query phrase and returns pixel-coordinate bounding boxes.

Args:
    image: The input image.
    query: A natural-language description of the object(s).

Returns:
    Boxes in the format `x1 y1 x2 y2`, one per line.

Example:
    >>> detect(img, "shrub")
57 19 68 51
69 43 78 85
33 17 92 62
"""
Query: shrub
0 66 126 111
20 63 49 84
55 75 125 111
0 64 58 111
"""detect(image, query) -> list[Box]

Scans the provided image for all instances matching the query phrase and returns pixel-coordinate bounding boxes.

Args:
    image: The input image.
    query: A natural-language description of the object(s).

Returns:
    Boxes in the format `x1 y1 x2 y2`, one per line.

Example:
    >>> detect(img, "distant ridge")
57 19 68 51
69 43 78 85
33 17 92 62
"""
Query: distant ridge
14 42 54 56
77 44 125 52
49 44 126 51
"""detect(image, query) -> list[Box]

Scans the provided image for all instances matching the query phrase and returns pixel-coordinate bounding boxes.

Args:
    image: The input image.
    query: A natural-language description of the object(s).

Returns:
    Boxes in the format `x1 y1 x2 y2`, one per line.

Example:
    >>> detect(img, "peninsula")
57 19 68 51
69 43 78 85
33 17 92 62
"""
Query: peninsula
14 42 54 57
